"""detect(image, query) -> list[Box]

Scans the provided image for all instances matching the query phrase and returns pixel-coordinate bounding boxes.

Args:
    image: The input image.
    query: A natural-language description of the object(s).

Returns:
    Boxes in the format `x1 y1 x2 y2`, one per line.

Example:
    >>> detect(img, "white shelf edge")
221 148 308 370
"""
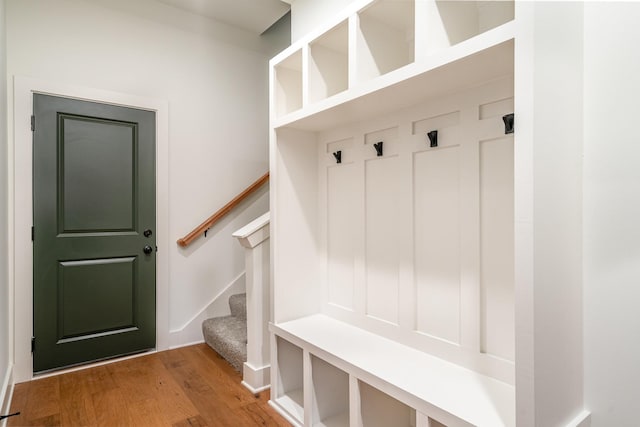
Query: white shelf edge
272 20 515 131
270 315 515 427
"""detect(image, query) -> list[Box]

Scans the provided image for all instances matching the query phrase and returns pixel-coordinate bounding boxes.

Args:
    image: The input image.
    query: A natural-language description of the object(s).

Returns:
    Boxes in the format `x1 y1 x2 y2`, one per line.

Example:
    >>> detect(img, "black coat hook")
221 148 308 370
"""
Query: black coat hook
373 141 383 157
333 150 342 164
427 130 438 147
503 113 514 134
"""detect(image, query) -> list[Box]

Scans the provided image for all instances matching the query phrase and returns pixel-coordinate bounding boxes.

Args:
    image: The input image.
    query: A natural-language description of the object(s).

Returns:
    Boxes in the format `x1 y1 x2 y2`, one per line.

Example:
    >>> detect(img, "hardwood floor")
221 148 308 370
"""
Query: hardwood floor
7 344 291 427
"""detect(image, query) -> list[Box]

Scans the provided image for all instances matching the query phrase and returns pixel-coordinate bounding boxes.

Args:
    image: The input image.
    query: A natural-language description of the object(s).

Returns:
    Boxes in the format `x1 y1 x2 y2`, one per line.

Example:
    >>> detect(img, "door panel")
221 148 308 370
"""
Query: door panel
60 115 137 232
33 94 156 373
58 257 137 339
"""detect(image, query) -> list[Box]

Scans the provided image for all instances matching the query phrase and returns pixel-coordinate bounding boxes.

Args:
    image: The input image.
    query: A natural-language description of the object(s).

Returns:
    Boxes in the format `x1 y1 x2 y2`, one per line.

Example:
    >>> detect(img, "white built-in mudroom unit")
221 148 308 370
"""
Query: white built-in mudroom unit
267 1 586 427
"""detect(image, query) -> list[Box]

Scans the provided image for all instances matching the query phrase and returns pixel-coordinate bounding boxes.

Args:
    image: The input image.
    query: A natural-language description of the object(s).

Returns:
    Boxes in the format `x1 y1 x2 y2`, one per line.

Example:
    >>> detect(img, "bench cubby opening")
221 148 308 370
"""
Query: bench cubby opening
310 355 349 427
358 380 416 427
273 336 305 423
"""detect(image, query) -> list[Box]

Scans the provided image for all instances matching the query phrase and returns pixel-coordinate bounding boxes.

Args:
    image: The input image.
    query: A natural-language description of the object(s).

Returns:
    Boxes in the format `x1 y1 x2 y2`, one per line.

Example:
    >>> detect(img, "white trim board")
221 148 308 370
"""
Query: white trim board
11 76 170 382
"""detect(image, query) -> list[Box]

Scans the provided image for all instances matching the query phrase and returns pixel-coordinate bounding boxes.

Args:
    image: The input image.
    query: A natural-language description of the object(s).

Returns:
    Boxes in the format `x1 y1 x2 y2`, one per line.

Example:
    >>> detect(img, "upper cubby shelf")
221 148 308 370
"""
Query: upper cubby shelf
424 0 514 54
356 0 415 82
274 49 303 117
270 0 515 130
309 20 349 104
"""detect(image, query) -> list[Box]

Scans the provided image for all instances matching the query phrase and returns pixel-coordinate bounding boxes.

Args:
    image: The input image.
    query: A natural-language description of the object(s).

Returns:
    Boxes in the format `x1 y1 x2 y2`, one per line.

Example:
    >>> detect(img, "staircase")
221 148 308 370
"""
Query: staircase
202 293 247 371
201 212 270 391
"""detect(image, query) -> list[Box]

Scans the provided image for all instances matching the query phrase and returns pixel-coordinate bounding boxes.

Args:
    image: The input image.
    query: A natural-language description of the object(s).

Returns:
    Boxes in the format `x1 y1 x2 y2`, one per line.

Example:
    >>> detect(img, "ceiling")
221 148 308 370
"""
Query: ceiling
155 0 291 34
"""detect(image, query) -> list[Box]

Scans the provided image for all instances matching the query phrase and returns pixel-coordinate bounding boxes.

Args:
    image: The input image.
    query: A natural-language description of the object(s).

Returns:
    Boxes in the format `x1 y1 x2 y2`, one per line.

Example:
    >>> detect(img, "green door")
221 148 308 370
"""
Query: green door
33 94 156 373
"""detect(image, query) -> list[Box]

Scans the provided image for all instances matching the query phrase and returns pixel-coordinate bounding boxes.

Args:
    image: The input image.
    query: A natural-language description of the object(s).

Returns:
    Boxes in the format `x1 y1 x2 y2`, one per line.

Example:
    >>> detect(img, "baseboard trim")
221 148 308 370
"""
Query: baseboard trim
169 339 204 350
1 365 14 427
242 362 270 393
566 410 591 427
241 381 270 394
169 272 245 348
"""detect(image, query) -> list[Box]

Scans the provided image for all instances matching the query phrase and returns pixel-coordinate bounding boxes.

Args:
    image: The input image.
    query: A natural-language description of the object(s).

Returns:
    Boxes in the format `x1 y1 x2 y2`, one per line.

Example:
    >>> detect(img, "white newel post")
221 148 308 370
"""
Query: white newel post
232 212 271 393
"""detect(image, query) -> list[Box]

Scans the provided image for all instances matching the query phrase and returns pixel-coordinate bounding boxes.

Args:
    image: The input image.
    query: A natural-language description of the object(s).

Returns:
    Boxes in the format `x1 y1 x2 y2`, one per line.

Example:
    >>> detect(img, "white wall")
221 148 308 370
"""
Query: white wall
5 0 287 370
289 0 355 42
584 3 640 426
0 0 12 414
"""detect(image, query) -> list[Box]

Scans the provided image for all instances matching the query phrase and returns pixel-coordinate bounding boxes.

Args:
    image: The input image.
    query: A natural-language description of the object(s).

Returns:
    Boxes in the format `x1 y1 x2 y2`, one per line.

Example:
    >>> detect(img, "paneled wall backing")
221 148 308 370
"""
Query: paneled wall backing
320 76 515 383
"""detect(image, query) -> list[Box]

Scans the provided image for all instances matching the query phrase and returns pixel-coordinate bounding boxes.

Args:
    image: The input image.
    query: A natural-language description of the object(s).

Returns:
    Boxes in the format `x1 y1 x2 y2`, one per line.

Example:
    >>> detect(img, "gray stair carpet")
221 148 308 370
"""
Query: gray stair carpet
202 293 247 371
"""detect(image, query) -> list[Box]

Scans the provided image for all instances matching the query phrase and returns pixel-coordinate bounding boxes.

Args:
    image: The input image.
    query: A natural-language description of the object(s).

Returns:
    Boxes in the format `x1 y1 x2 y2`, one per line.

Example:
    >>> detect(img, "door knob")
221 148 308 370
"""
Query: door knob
143 245 153 255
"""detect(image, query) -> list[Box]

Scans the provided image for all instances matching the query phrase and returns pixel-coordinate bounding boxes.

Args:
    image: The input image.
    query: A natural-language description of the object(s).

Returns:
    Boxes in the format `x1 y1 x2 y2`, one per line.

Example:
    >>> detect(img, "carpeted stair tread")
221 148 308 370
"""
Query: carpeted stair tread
229 293 247 320
202 293 248 372
202 315 247 372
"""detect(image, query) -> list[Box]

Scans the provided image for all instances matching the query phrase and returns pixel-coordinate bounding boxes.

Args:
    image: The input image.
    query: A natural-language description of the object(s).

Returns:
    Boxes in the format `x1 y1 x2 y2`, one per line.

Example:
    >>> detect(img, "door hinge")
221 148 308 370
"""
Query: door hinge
31 226 34 242
31 115 35 132
31 337 35 353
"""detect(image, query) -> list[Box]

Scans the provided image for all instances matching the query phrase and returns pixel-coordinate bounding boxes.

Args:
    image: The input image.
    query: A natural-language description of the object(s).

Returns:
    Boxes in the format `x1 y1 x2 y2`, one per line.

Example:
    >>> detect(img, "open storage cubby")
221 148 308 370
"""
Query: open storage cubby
424 0 514 55
309 20 349 104
358 381 416 427
274 337 305 424
356 0 415 82
274 49 303 117
311 356 349 427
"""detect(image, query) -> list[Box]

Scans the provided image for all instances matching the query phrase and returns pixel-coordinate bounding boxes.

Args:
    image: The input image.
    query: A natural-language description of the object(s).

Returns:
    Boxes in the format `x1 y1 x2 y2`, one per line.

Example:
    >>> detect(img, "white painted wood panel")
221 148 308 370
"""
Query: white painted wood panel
414 146 461 344
412 111 460 136
272 128 321 323
480 137 515 361
480 136 514 361
312 77 514 384
364 154 402 325
327 162 358 311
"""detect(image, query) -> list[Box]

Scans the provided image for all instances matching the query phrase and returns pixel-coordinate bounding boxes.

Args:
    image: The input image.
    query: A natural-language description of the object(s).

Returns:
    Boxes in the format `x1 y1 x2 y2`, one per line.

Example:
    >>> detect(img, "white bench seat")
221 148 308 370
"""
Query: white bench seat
270 314 515 427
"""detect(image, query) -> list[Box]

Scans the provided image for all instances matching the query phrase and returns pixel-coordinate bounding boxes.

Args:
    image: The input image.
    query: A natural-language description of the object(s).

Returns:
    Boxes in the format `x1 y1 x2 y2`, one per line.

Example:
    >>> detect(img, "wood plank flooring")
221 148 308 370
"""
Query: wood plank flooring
7 344 291 427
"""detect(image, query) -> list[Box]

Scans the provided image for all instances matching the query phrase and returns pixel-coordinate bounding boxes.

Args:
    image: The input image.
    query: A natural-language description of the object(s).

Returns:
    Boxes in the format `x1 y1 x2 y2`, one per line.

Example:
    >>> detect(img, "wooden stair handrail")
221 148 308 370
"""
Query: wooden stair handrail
177 172 269 248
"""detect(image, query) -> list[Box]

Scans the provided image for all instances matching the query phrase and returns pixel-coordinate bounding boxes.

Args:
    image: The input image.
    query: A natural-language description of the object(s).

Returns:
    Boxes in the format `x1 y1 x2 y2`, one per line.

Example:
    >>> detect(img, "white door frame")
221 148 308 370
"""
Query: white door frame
11 76 170 382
